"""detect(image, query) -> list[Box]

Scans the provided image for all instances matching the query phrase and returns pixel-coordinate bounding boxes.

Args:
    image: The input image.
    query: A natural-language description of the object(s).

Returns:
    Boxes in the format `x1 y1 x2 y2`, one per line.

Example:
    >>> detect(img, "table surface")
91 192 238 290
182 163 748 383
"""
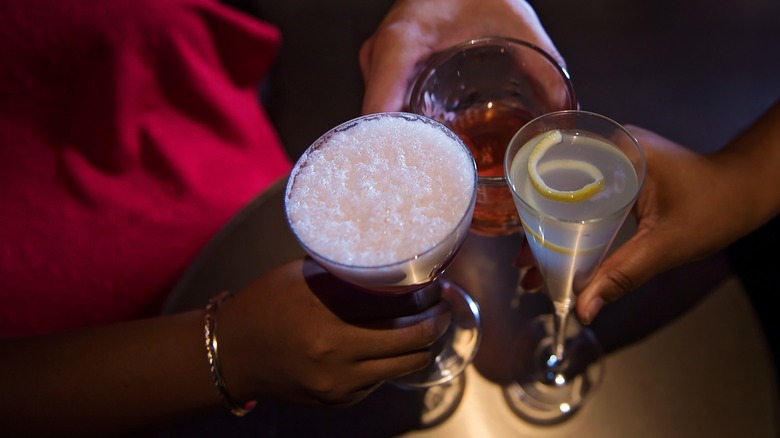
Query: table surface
164 177 779 437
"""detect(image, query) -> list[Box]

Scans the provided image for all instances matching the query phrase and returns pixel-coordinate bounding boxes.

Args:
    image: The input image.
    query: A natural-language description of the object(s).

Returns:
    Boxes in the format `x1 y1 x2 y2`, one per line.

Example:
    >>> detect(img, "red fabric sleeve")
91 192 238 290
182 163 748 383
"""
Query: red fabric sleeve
0 0 292 336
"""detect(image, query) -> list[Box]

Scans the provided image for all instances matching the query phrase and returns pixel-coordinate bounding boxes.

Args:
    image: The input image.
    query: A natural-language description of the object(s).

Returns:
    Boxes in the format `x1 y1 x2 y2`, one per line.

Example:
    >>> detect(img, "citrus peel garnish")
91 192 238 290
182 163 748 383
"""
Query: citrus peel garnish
527 130 605 203
520 218 606 255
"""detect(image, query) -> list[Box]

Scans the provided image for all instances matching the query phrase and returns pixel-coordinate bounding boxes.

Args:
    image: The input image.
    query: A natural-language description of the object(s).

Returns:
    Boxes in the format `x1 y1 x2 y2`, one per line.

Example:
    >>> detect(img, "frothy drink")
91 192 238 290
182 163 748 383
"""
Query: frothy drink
285 113 476 292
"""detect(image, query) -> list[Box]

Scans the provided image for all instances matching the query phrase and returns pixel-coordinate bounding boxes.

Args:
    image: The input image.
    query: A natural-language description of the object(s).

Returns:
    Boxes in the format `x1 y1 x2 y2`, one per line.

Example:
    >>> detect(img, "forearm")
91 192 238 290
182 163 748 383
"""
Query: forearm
714 99 780 234
0 311 220 436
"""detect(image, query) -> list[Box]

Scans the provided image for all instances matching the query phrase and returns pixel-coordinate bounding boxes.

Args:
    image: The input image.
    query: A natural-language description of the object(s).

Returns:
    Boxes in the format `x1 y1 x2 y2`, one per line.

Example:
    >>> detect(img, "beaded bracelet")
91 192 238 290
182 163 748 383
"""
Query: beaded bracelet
204 291 257 417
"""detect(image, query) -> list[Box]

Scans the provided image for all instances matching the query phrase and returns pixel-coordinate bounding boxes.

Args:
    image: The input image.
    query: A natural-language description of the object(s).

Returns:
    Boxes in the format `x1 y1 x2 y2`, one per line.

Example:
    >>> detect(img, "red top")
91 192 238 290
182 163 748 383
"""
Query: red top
0 0 292 336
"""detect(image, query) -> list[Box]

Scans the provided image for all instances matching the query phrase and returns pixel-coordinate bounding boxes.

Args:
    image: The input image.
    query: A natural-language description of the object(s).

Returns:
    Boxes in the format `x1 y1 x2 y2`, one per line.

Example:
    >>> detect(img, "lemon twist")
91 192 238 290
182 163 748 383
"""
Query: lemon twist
521 219 605 255
527 130 605 202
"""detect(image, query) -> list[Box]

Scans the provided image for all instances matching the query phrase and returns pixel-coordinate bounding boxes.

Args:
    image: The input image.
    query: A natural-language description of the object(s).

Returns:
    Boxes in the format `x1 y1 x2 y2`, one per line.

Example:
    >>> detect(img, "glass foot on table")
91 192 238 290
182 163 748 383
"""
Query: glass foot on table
502 314 603 425
418 373 467 428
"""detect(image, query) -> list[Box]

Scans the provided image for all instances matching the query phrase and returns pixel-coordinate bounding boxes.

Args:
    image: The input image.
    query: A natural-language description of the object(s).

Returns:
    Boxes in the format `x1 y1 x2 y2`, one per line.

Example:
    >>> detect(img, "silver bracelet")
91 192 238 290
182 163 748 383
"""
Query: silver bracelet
204 291 257 416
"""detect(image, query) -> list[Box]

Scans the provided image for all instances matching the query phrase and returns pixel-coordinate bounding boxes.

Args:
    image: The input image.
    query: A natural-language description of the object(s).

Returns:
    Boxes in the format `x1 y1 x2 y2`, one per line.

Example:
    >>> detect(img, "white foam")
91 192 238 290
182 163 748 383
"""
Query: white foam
287 115 475 267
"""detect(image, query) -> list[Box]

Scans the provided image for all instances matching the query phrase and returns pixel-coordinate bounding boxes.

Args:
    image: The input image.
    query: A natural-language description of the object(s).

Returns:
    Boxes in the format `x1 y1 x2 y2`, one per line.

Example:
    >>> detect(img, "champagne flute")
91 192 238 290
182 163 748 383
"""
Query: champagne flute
284 112 481 389
503 110 646 423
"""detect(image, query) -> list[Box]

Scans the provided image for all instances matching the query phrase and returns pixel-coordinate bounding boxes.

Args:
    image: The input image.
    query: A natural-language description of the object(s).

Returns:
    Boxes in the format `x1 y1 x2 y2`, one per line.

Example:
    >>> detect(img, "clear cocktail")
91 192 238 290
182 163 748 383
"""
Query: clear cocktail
503 110 646 423
508 128 640 307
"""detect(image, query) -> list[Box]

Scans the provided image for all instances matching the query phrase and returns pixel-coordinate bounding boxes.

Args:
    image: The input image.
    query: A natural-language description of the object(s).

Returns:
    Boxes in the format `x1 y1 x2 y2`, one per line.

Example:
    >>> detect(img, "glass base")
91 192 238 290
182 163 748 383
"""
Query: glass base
417 373 467 428
502 314 603 425
392 279 482 389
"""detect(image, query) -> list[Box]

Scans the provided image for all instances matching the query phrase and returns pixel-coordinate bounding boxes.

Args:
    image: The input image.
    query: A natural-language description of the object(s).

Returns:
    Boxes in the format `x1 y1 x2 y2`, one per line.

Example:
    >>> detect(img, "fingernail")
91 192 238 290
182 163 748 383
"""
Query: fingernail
584 298 604 325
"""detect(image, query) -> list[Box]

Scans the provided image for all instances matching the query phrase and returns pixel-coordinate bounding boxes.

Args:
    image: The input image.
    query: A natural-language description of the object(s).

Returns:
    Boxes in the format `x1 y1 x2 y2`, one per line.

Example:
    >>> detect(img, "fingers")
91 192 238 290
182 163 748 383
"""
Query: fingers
301 302 451 405
575 226 674 325
358 350 436 386
575 122 737 324
303 257 444 321
342 302 453 393
301 348 433 407
353 300 452 359
359 34 427 114
299 256 451 371
359 0 569 115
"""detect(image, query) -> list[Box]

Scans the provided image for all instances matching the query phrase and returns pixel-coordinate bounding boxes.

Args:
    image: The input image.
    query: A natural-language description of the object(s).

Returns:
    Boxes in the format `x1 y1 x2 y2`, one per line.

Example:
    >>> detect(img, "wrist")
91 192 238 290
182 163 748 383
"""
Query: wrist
204 291 257 416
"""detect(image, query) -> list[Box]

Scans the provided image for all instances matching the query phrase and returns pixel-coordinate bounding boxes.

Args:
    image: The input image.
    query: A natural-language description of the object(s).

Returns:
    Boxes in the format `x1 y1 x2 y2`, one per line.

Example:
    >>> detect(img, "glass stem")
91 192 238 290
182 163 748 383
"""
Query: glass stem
551 302 571 365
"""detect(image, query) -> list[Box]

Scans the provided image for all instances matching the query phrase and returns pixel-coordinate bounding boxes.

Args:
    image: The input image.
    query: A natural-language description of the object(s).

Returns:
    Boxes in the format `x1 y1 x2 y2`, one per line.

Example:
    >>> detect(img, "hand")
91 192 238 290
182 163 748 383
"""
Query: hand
360 0 563 114
575 125 756 324
218 258 451 406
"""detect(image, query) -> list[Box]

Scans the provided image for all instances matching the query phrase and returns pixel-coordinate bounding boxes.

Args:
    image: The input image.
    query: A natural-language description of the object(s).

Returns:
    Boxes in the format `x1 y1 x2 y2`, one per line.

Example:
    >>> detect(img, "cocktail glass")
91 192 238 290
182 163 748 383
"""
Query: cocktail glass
409 37 577 236
285 112 481 389
503 110 646 423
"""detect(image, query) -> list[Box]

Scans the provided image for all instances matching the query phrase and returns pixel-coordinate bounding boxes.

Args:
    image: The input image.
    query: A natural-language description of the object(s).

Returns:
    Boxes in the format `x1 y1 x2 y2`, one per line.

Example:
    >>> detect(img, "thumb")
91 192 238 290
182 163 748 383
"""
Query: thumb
576 227 668 325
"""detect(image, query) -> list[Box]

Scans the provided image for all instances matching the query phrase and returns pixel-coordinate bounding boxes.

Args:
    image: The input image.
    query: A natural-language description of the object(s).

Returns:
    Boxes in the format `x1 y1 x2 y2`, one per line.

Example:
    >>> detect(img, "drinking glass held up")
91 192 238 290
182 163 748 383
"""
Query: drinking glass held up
285 112 482 389
410 37 577 237
503 110 646 423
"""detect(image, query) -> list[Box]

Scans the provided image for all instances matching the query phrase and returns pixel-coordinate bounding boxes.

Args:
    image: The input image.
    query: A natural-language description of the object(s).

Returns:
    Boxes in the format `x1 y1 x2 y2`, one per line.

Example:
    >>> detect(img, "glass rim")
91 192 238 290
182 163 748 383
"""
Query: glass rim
409 36 576 111
284 111 478 271
478 174 508 184
503 109 647 225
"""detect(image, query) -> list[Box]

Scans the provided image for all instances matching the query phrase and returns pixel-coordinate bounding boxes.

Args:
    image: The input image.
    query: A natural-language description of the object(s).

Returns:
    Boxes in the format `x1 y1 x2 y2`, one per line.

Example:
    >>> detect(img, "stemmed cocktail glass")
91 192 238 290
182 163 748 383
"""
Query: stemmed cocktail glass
285 112 481 390
503 110 646 423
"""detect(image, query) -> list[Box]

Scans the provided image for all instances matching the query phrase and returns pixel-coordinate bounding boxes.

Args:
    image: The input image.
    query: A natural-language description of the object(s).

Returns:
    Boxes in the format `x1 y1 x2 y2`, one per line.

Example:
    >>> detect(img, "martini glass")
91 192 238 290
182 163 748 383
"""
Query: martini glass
503 110 646 423
284 112 481 389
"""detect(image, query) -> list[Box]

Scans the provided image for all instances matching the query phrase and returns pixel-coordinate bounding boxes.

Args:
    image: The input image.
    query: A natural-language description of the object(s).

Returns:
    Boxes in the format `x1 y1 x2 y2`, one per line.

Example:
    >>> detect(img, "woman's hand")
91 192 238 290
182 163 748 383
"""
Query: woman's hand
576 118 780 323
359 0 563 114
219 258 451 406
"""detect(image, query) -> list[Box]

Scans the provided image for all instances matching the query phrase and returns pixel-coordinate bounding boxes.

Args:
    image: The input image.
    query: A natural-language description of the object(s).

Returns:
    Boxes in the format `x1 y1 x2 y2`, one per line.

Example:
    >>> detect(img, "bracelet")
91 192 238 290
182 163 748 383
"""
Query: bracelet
204 291 257 416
